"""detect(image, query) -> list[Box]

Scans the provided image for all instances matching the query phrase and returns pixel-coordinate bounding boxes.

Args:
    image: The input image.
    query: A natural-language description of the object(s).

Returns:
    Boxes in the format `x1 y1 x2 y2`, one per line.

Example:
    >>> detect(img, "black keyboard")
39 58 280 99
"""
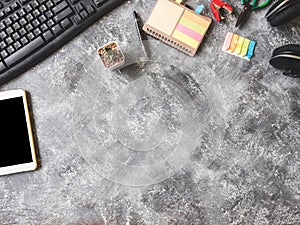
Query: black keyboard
0 0 125 84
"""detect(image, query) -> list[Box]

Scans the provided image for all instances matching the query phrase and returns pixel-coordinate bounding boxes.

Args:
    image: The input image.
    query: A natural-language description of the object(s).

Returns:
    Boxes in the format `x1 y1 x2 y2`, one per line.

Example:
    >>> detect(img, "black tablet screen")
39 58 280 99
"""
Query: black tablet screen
0 97 33 167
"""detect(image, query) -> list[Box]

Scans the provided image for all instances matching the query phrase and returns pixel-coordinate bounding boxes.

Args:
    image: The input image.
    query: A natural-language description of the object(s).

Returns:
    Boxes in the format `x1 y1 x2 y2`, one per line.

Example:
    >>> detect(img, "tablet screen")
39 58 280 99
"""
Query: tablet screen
0 96 33 167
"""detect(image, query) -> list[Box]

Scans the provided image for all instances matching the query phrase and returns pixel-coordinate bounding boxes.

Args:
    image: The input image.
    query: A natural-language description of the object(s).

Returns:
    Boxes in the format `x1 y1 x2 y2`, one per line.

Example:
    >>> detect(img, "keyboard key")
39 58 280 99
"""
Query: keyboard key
33 28 41 36
33 9 40 17
11 13 19 22
27 32 35 41
20 37 28 45
25 24 33 32
75 3 84 12
19 28 26 36
52 1 68 14
6 27 13 35
6 36 44 67
60 18 72 29
11 3 20 10
86 5 95 14
1 50 8 58
4 18 12 26
51 24 62 35
53 7 73 22
73 15 82 24
12 32 20 41
40 24 48 32
5 37 13 45
80 10 88 19
7 46 15 54
19 18 27 26
43 30 54 41
47 19 55 27
0 11 5 19
4 7 12 15
12 22 21 30
46 1 54 8
39 5 47 13
24 5 33 13
31 0 39 8
32 19 40 27
39 15 47 23
45 10 53 18
0 61 7 73
26 13 34 21
13 41 22 50
0 41 6 49
0 22 5 30
18 9 26 17
93 0 106 7
0 32 7 39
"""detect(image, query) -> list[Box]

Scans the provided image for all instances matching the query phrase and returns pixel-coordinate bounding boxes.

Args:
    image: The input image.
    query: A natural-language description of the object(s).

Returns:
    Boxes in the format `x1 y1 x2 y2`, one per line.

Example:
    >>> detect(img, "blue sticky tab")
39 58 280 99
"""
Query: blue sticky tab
246 41 256 59
195 5 204 14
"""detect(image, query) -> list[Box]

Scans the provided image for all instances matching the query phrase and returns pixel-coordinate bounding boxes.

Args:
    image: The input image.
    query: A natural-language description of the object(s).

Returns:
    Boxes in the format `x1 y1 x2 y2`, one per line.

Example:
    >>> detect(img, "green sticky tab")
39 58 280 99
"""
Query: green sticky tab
241 39 250 57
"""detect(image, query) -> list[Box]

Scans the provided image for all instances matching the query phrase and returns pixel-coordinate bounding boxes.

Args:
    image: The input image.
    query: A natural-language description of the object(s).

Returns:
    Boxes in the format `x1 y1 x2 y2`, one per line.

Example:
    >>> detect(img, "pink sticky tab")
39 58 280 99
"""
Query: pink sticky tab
223 32 233 51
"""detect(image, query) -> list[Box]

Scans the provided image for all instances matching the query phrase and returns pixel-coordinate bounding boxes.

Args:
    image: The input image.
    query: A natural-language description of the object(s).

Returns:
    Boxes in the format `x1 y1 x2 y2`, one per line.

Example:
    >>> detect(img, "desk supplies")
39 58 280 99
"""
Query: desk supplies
98 42 125 70
222 32 256 60
236 0 271 27
210 0 233 22
143 0 212 56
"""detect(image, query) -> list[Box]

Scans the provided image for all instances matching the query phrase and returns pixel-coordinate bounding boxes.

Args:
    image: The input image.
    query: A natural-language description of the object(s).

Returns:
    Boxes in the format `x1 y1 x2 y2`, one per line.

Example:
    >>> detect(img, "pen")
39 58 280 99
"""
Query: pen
133 11 149 59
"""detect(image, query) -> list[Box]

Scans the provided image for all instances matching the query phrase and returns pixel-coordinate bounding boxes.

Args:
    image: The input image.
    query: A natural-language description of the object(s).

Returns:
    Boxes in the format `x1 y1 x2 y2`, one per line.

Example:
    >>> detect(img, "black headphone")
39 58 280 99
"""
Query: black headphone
265 0 300 77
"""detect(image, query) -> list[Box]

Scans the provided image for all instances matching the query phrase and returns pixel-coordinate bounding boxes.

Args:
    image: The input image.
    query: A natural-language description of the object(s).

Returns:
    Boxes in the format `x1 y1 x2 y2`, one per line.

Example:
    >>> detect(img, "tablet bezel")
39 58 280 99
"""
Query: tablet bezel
0 90 37 176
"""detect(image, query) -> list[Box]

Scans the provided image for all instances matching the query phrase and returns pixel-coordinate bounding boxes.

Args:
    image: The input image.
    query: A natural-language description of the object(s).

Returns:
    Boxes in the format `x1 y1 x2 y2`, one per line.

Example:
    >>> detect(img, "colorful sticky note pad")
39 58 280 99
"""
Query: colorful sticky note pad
172 10 210 48
222 32 256 60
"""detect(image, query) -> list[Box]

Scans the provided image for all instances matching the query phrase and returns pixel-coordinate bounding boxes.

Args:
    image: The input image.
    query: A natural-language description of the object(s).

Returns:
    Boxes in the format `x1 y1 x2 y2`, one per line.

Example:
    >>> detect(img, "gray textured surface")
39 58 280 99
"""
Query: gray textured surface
1 0 300 224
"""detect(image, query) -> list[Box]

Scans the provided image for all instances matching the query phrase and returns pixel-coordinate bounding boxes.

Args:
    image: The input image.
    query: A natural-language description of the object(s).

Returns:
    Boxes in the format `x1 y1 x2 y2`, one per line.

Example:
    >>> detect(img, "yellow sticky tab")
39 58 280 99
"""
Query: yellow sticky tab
234 37 245 55
175 0 183 4
241 39 250 57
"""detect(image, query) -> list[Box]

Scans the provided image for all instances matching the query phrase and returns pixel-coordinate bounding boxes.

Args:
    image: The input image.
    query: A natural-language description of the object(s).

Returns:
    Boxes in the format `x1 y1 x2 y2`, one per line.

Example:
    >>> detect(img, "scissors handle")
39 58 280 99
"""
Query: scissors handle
252 0 271 9
241 0 271 9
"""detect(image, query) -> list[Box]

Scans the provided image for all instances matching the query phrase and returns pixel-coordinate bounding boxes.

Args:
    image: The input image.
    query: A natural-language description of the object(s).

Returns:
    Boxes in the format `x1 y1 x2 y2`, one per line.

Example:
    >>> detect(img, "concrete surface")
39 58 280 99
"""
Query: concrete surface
0 0 299 224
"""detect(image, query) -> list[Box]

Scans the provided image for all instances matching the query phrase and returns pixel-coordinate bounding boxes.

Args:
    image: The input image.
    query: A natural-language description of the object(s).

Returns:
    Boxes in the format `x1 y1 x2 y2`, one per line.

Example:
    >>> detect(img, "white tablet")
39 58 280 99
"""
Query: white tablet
0 90 37 176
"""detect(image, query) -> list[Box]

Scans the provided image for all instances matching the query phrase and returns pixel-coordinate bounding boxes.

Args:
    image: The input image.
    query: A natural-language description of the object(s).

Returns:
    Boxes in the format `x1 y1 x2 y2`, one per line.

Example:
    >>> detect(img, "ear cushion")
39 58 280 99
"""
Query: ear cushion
270 49 300 77
273 44 300 56
266 0 300 26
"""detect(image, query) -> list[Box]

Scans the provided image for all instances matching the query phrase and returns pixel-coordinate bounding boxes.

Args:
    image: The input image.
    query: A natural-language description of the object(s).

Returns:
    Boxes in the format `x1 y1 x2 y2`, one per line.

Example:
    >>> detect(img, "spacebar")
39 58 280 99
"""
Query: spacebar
6 37 44 67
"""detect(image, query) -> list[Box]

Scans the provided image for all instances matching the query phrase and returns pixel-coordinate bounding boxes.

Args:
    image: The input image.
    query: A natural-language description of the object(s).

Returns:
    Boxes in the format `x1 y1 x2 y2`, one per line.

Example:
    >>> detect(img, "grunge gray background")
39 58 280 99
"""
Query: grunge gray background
0 0 299 224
